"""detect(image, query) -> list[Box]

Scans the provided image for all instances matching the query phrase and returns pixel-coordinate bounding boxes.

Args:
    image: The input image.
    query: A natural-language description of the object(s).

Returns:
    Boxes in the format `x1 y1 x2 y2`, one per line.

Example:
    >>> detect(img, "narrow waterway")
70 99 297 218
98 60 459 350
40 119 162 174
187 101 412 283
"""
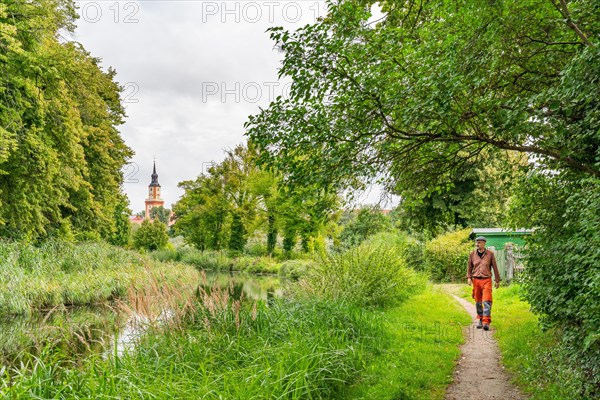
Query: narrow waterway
0 271 282 367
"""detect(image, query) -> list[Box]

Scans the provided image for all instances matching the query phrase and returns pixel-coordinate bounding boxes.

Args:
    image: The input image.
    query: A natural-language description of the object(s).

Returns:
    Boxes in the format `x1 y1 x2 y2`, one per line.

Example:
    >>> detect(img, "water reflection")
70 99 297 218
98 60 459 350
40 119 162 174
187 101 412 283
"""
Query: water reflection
0 305 122 367
0 272 282 366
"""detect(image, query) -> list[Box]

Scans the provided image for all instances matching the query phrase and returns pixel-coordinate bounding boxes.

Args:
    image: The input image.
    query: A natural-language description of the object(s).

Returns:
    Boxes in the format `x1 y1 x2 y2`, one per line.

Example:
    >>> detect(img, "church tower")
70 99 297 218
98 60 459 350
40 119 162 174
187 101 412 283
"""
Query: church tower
145 161 165 219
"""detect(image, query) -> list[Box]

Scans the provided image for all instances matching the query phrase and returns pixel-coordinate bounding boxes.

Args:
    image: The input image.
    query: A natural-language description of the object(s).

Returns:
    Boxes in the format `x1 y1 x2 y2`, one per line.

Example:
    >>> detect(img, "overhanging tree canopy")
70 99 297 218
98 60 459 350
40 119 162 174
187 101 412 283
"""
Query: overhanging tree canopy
245 0 599 192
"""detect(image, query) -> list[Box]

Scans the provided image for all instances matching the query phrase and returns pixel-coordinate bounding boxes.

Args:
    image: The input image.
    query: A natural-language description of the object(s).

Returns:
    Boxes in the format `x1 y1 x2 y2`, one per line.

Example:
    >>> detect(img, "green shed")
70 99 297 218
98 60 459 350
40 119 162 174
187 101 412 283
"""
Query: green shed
470 228 535 282
469 228 533 249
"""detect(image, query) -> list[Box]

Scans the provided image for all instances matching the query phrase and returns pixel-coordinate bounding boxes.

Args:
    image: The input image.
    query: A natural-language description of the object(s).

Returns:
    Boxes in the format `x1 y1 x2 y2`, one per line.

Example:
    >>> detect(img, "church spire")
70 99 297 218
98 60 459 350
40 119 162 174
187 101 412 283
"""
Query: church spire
145 160 164 218
150 160 160 187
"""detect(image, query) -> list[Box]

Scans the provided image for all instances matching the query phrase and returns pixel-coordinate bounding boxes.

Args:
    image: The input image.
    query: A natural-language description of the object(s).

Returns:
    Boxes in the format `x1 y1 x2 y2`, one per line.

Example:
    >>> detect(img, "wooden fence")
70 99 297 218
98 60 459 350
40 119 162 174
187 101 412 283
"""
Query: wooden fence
489 244 525 283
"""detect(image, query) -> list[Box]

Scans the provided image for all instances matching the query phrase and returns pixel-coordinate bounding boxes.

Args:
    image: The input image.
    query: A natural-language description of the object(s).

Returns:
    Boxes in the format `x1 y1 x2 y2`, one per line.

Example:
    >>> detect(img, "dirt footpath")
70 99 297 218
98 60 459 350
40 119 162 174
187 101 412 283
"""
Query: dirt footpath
441 285 526 400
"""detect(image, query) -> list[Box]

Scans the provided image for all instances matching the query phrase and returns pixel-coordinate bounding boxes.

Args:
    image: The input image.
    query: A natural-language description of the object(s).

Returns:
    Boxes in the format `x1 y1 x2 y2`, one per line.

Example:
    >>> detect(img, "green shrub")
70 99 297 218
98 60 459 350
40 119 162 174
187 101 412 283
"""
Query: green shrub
234 256 280 274
151 248 181 262
300 241 427 307
423 228 472 282
133 220 169 251
279 259 314 280
359 231 426 271
402 237 425 271
180 250 233 270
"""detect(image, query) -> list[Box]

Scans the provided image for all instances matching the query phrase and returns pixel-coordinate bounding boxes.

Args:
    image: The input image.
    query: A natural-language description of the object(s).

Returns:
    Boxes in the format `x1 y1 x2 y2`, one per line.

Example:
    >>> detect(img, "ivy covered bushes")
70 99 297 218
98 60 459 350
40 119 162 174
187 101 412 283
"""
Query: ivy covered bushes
512 174 600 398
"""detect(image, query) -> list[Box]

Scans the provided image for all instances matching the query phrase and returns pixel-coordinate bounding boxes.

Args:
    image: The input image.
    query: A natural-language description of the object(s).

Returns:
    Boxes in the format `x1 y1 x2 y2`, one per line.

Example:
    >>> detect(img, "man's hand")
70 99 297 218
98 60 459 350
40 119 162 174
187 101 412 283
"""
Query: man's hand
495 281 500 289
467 278 472 286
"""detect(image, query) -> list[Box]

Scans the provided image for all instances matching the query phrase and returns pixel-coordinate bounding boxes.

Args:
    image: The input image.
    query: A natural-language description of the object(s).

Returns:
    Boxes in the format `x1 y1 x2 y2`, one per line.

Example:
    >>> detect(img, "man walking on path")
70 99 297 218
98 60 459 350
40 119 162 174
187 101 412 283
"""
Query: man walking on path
466 236 501 331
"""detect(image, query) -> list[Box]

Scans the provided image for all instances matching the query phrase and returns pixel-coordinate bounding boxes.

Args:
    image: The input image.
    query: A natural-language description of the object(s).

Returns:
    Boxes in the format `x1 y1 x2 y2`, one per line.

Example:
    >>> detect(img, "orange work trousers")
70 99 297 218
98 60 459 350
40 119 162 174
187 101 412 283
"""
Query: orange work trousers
471 277 493 324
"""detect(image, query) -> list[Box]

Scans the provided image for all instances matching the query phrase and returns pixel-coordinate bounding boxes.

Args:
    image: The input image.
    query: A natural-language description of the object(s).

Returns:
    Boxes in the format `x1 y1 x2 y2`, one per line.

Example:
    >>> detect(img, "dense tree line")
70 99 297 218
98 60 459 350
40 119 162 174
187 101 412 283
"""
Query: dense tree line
0 0 132 242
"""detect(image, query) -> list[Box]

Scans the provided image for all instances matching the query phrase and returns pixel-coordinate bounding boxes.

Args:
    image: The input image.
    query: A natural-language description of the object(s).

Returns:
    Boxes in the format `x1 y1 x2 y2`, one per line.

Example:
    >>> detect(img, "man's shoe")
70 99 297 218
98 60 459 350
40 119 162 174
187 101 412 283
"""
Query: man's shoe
476 319 483 329
483 323 490 331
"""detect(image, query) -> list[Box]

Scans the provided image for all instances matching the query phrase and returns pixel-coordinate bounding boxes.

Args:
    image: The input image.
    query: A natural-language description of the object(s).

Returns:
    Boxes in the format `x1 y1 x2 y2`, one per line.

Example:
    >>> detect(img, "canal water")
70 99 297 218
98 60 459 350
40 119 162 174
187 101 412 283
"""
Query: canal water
0 272 282 367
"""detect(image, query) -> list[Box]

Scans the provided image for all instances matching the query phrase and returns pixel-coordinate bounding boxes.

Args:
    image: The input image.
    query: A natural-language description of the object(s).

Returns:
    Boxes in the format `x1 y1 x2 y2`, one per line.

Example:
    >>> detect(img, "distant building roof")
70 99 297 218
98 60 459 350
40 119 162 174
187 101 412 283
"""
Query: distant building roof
471 228 535 235
129 215 144 224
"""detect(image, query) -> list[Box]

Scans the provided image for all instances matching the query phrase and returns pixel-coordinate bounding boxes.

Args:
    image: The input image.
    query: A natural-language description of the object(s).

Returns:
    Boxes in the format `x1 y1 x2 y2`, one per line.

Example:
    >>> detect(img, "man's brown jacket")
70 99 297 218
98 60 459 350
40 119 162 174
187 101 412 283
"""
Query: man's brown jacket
466 249 501 282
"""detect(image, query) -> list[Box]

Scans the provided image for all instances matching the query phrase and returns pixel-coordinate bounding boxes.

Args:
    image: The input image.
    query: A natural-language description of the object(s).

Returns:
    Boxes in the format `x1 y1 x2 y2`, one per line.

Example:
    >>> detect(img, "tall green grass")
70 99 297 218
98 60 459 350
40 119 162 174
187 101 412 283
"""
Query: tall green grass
0 240 198 316
0 306 121 367
2 293 383 399
299 240 427 307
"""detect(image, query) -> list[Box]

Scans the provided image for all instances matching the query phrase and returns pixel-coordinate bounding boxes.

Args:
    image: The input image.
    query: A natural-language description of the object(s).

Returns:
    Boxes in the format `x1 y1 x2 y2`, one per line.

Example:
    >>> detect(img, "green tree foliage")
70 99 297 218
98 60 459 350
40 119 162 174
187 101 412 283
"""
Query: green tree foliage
173 145 253 250
339 205 392 248
0 1 132 241
174 171 228 251
394 150 528 236
149 206 171 225
174 142 339 254
228 211 246 252
133 219 168 251
108 195 131 247
275 183 339 254
508 172 600 397
246 0 598 187
245 0 598 230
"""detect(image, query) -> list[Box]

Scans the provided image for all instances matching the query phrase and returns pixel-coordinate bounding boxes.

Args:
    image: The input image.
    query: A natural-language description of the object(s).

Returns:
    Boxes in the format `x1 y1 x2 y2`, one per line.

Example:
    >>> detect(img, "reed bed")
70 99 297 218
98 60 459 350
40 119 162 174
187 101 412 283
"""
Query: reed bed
2 272 383 399
0 240 199 316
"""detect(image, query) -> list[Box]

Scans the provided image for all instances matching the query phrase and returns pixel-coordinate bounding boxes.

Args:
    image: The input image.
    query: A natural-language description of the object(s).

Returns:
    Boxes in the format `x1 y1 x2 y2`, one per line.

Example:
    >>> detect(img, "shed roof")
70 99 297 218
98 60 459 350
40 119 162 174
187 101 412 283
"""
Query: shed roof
471 228 535 235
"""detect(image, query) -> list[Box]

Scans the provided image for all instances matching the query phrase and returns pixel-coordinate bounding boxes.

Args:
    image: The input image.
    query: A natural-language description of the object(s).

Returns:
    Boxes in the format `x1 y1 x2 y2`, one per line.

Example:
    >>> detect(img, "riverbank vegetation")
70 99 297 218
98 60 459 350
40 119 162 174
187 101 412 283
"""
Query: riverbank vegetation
2 234 439 398
150 247 313 276
2 284 472 400
0 240 198 317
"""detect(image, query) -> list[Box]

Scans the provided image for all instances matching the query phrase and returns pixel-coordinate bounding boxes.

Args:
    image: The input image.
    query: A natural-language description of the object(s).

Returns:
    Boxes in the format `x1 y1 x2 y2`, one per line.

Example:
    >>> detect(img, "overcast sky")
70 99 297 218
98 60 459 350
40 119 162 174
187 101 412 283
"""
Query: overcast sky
71 0 397 213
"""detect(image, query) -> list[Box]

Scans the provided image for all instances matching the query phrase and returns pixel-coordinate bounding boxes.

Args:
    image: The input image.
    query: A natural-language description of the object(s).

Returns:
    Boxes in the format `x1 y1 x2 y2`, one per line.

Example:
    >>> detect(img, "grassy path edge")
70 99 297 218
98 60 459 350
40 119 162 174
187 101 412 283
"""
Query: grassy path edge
345 283 471 400
446 283 578 400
